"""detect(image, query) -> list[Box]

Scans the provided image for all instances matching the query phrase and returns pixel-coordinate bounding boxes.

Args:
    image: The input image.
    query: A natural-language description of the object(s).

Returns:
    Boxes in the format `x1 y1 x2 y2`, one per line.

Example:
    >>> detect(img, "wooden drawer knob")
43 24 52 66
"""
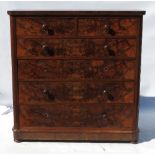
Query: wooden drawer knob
43 89 55 100
104 24 116 36
33 109 49 118
42 24 54 35
42 44 54 56
101 113 107 119
104 44 115 56
103 90 114 101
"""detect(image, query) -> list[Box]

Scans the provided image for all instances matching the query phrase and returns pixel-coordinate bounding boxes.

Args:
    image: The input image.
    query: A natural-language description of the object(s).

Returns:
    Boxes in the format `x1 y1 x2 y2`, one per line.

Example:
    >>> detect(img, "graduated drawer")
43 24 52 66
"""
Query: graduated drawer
18 59 136 81
78 18 139 37
19 82 134 104
17 38 137 58
19 103 135 129
16 17 76 37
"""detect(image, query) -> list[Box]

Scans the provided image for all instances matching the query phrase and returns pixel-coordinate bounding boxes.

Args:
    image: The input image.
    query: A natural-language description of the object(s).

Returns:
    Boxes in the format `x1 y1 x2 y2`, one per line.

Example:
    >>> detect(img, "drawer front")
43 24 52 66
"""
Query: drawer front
19 82 134 104
17 38 137 58
20 103 134 128
78 18 139 37
16 17 76 37
18 60 135 80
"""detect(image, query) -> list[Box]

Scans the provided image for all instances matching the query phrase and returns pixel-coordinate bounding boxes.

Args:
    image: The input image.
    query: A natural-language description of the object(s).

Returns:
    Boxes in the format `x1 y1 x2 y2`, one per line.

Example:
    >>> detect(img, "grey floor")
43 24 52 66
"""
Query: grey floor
139 96 155 143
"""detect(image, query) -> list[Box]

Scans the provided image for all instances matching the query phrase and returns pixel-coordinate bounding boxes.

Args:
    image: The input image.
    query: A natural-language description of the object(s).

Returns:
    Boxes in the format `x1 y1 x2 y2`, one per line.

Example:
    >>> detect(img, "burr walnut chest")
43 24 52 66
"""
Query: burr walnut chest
8 11 145 142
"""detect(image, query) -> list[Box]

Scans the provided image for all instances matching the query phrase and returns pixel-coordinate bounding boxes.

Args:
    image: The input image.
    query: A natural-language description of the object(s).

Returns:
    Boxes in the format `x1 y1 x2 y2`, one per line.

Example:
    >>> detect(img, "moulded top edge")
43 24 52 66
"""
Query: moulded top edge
7 11 146 16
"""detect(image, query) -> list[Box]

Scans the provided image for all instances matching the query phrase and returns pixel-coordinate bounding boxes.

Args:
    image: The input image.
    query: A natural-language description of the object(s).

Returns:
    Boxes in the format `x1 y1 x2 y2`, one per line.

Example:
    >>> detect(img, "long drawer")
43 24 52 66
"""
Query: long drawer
18 59 136 81
17 38 137 58
19 103 135 128
19 81 135 104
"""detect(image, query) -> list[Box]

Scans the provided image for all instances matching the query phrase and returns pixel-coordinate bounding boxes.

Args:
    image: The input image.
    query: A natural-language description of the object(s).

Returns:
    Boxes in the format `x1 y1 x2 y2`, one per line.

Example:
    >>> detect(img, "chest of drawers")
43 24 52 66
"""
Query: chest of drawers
8 11 145 142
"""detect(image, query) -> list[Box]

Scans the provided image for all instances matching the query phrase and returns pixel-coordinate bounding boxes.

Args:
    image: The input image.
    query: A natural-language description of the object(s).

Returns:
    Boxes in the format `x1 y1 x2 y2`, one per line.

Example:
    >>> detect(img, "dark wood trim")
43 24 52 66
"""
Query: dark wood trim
17 57 136 60
14 127 137 133
13 128 138 142
16 36 138 40
134 16 144 133
18 79 136 82
10 16 19 129
7 11 146 16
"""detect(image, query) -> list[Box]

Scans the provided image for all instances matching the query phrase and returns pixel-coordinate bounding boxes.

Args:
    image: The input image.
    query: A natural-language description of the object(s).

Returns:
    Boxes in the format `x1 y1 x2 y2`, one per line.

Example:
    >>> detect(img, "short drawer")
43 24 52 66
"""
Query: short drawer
18 60 136 81
78 18 139 37
19 103 134 129
19 81 134 104
17 38 137 58
16 17 76 37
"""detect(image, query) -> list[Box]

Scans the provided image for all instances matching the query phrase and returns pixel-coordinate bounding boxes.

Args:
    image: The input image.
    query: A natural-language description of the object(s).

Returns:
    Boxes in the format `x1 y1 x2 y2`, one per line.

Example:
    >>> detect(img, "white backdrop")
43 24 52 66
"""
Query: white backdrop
0 1 155 107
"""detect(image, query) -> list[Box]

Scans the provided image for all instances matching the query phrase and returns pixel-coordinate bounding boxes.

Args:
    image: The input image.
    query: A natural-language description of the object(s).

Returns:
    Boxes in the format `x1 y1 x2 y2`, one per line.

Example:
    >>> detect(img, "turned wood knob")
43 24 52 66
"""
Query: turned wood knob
104 44 115 56
43 89 55 100
101 113 107 119
42 44 54 56
103 66 109 72
104 24 116 36
42 24 54 35
103 90 114 101
104 45 108 49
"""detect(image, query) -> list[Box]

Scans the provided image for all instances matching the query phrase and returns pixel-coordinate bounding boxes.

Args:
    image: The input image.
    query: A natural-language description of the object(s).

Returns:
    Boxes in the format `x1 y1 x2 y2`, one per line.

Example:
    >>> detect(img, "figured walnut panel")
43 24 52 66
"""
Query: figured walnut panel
78 18 139 37
19 103 134 129
18 60 136 80
17 38 137 58
19 81 134 104
16 17 77 36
